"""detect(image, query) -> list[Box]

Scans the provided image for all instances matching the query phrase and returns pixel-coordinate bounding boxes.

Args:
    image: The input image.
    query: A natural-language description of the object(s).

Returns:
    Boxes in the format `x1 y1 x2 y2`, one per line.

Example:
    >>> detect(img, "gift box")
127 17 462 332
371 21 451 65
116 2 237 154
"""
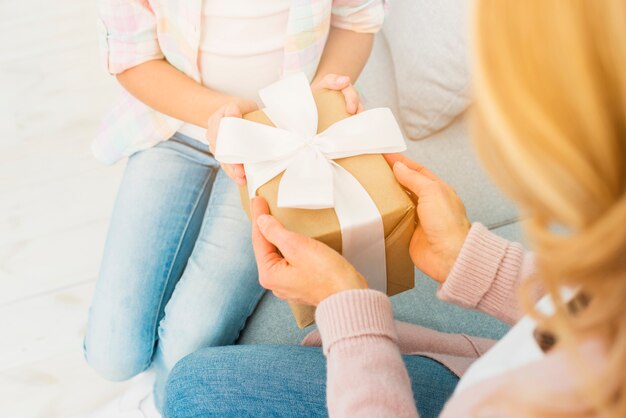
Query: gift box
216 74 416 328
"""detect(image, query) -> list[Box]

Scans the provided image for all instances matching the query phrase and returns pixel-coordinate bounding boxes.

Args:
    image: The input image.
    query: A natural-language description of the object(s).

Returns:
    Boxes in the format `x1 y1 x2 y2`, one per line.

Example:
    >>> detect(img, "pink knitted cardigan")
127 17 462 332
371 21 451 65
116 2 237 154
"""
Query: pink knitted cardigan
302 223 605 417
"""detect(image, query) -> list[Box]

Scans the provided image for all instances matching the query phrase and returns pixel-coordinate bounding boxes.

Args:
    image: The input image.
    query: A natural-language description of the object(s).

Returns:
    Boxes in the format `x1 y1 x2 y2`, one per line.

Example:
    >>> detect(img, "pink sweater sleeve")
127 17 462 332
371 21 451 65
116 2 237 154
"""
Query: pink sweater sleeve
315 225 541 416
316 289 419 417
437 223 534 325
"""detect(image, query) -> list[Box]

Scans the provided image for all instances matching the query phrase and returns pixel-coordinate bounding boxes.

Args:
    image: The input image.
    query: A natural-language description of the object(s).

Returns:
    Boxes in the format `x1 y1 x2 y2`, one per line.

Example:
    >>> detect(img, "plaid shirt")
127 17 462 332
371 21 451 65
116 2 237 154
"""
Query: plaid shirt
93 0 387 164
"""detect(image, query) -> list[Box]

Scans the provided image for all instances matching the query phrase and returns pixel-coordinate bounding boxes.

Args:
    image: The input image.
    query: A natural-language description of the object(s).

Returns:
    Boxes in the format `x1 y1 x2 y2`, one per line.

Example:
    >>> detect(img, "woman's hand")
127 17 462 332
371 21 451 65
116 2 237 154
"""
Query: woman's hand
207 98 258 186
385 154 471 283
251 197 368 306
311 74 364 114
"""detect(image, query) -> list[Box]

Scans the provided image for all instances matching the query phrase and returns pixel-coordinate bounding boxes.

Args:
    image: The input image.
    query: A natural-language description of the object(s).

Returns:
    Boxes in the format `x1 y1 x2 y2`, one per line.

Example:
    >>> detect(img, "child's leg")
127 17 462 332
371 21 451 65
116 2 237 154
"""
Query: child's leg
152 169 265 408
84 136 220 381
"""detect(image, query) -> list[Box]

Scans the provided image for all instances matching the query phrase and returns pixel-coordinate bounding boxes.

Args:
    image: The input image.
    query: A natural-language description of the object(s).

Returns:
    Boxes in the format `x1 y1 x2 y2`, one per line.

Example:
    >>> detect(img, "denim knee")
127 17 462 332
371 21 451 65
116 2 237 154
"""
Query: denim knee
164 346 328 418
164 352 206 415
83 338 153 382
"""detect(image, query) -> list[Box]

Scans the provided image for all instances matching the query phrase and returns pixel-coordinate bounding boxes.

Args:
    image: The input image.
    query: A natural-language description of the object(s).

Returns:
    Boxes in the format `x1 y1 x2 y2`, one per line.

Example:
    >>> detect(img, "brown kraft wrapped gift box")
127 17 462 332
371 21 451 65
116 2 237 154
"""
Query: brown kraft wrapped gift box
238 89 416 328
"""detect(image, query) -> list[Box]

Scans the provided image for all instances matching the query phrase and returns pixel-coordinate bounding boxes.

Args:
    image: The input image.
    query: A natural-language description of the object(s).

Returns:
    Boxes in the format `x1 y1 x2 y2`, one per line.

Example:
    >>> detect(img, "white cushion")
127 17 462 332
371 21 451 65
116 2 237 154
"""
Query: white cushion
382 0 471 140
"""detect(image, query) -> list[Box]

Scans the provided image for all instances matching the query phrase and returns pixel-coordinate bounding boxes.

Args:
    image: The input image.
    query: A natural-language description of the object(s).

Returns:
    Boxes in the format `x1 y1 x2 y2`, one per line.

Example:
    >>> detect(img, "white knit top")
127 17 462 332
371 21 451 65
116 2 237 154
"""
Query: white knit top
179 0 291 142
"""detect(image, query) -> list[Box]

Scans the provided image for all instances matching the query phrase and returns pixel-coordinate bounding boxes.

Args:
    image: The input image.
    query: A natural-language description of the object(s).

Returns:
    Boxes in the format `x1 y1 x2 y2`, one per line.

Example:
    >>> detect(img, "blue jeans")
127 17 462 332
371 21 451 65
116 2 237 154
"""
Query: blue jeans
164 345 459 418
84 133 265 409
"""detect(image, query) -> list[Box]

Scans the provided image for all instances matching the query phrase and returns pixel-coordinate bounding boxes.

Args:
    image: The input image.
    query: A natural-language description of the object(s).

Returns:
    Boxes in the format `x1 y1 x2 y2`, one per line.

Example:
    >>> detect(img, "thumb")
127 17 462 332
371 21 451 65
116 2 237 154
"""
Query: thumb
223 103 243 118
256 214 307 260
239 100 259 115
393 161 433 196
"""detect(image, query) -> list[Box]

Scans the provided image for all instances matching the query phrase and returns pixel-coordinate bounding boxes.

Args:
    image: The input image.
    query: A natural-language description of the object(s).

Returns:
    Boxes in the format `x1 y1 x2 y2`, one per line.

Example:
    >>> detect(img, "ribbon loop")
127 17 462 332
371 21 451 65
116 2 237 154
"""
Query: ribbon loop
260 72 318 140
314 108 406 158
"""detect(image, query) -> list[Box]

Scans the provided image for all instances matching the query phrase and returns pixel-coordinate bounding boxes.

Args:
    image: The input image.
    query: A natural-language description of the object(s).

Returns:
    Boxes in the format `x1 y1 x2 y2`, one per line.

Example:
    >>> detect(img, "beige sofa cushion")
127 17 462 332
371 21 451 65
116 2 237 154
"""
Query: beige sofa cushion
381 0 471 140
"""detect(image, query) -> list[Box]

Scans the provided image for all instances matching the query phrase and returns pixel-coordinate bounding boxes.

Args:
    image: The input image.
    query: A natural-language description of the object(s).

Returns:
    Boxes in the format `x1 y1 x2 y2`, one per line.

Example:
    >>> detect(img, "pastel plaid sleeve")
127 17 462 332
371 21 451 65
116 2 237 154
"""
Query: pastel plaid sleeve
97 0 164 74
330 0 387 33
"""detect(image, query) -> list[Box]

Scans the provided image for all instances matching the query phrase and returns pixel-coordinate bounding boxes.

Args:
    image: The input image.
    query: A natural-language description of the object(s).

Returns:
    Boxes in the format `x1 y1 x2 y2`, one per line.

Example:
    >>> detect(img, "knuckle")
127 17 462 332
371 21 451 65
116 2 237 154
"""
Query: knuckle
262 220 278 236
276 237 295 256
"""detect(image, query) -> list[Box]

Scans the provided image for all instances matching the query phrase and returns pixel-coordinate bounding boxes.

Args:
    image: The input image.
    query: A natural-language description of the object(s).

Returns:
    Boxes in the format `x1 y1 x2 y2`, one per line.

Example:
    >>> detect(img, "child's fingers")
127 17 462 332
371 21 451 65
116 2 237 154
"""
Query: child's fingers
223 103 243 118
221 163 246 185
238 100 259 115
331 74 350 89
341 86 360 114
313 74 351 91
207 102 248 154
232 164 246 185
207 106 228 153
312 74 362 114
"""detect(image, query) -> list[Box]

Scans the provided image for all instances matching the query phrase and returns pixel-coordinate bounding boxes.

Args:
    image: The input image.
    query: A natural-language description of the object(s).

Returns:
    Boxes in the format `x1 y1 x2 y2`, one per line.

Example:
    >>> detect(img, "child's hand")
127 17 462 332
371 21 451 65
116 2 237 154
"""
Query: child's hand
311 74 364 114
207 99 258 186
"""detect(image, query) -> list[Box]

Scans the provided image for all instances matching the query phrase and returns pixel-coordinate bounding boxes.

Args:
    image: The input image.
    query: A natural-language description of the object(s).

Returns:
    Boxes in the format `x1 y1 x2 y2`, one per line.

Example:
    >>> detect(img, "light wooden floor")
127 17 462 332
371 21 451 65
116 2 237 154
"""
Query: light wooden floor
1 2 130 416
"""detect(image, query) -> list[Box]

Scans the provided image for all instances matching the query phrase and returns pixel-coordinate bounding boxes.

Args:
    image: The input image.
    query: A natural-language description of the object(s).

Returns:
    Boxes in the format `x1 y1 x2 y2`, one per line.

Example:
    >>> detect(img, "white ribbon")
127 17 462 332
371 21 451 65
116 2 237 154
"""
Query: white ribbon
215 73 406 292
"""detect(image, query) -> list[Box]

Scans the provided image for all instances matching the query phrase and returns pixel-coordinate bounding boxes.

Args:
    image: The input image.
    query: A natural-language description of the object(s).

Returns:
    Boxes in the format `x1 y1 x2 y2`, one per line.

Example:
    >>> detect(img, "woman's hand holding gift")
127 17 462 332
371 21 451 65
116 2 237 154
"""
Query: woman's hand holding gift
249 153 472 307
251 197 368 306
385 154 471 283
207 98 258 186
311 73 364 114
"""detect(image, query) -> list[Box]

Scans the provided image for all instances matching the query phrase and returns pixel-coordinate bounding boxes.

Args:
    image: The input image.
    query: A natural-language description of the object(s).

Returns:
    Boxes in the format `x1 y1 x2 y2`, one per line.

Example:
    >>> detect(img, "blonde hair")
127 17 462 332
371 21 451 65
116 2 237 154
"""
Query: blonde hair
471 0 626 416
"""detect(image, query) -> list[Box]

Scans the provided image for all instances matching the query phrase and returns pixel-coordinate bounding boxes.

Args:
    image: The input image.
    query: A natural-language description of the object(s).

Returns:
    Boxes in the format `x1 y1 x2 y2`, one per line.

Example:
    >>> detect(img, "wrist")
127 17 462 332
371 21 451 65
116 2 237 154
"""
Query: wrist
441 224 471 282
317 272 368 305
334 272 368 294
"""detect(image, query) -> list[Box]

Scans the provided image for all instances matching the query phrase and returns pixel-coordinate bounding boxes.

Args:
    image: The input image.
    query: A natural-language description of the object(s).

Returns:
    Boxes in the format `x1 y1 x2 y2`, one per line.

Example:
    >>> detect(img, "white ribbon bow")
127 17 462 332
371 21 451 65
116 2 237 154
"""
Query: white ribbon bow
215 73 406 292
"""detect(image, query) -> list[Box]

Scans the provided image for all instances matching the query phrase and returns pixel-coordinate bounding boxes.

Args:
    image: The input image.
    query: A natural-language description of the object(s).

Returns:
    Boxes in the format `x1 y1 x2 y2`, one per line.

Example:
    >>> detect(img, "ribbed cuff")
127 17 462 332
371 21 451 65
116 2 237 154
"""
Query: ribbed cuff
315 289 397 355
437 223 511 308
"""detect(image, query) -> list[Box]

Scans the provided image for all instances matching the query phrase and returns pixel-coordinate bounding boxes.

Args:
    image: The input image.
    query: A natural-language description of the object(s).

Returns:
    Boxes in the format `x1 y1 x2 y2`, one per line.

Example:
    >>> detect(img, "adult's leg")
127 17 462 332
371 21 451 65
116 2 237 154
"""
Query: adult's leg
84 135 219 381
164 345 458 418
404 355 459 418
165 346 327 418
152 169 265 408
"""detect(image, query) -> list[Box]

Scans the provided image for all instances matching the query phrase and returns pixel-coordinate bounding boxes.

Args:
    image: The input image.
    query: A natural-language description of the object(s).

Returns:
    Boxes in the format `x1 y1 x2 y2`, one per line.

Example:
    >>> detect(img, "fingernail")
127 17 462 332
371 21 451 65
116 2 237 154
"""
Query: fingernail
257 214 270 228
337 76 349 84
